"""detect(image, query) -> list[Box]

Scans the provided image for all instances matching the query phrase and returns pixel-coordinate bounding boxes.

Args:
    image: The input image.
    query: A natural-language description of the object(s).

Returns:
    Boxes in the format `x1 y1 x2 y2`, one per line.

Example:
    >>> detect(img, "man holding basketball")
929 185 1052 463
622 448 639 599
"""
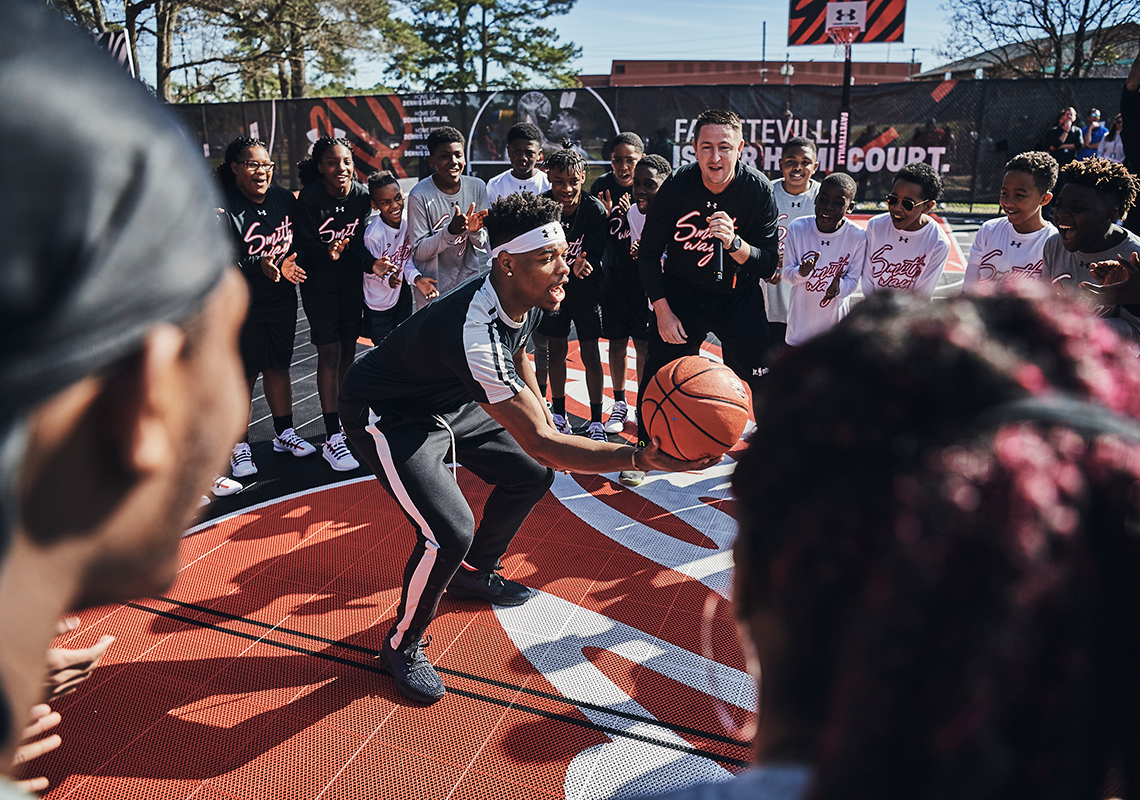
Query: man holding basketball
339 192 715 706
635 109 780 456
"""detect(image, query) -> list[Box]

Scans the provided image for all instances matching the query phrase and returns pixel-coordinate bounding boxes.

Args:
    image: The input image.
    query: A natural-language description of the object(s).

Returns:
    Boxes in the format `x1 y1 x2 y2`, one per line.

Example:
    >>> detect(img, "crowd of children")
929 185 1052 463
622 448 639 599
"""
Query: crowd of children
214 117 1140 494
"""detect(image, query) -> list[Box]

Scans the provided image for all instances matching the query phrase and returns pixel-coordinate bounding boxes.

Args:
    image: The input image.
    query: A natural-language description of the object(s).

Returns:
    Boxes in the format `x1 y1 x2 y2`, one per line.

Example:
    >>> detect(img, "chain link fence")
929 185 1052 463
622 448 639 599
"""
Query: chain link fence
175 78 1127 211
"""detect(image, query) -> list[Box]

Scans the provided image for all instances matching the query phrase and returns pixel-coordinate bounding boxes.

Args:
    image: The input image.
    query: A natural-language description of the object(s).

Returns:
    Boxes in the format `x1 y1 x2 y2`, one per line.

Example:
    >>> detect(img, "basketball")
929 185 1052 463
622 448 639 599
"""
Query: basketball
642 356 751 461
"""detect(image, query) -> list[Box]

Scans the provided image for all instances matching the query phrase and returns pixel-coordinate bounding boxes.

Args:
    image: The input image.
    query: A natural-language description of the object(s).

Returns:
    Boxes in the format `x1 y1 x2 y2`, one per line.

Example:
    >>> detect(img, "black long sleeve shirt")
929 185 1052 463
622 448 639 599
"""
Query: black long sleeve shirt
223 184 298 323
294 179 373 289
637 162 779 303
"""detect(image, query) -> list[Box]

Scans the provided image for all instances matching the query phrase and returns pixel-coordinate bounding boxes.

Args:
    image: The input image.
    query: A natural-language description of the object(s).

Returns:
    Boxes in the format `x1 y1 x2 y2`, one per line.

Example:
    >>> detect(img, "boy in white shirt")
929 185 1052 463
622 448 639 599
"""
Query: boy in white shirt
964 152 1057 290
486 123 550 204
362 171 439 344
765 136 821 355
862 162 951 300
782 173 866 347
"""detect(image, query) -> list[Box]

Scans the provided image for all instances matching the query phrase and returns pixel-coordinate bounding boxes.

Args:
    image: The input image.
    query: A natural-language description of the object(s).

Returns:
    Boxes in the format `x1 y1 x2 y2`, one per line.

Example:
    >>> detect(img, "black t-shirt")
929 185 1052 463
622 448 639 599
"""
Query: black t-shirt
590 172 633 207
637 162 779 302
224 184 298 323
1043 126 1083 167
544 192 609 297
295 179 373 289
340 274 539 415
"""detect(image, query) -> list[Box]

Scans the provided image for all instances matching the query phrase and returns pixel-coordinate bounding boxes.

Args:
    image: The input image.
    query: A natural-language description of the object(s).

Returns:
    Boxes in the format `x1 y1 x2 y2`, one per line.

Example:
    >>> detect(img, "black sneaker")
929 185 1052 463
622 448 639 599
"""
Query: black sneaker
376 636 446 704
447 568 536 606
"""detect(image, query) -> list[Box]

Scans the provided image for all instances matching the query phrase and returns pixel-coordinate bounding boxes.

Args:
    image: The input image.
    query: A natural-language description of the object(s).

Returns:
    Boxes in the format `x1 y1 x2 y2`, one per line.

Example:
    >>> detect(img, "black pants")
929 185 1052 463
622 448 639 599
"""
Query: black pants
637 280 768 445
340 399 554 651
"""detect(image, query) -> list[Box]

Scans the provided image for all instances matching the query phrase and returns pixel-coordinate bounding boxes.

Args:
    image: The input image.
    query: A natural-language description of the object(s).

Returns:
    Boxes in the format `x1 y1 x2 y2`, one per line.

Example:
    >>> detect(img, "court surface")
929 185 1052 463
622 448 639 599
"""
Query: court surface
27 217 975 799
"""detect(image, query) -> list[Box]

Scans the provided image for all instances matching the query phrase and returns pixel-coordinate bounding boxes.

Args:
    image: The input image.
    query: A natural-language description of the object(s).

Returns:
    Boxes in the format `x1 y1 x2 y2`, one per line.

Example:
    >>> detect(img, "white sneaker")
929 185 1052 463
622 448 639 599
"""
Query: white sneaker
552 413 573 435
604 401 631 433
323 432 359 472
587 421 608 442
627 405 637 426
273 427 317 457
210 475 241 497
231 442 257 477
619 469 645 487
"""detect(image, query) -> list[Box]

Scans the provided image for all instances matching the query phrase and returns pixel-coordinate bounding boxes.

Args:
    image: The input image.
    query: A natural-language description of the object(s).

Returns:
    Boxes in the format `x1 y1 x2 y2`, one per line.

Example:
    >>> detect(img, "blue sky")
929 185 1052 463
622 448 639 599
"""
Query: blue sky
355 0 955 88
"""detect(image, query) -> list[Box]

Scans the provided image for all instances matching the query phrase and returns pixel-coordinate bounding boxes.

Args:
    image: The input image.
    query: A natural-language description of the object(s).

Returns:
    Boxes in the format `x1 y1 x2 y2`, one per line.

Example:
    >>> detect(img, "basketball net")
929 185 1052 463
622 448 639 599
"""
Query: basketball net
827 25 859 59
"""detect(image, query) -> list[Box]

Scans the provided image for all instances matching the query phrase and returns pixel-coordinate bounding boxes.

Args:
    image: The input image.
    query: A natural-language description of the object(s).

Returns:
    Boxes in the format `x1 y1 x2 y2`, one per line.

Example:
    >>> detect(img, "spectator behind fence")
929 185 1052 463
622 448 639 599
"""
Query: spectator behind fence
1043 106 1082 168
1101 114 1126 165
647 286 1140 800
1078 107 1106 160
0 2 248 796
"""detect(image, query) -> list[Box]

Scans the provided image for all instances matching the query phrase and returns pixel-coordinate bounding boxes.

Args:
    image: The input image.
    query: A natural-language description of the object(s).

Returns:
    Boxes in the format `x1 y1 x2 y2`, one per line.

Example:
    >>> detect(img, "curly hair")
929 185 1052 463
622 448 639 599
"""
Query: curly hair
1005 150 1059 195
426 126 464 156
821 171 856 197
609 131 645 155
485 191 563 250
215 136 266 188
784 136 818 158
733 285 1140 799
544 148 586 177
637 154 672 178
895 161 942 202
296 135 352 186
1058 157 1139 218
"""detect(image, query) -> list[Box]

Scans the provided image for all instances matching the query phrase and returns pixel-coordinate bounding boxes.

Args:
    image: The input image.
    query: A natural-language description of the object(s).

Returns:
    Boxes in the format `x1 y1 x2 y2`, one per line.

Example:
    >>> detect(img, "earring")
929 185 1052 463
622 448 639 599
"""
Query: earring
506 270 513 276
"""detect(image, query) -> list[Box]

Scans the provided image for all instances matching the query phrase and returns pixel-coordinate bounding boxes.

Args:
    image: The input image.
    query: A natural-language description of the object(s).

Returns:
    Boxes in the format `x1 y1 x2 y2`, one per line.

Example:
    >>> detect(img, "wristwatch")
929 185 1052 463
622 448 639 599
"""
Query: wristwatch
726 235 742 254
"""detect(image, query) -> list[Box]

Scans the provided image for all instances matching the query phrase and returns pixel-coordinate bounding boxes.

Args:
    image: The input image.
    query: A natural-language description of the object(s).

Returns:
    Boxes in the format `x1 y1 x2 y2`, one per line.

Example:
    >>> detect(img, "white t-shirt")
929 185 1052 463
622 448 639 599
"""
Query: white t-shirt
764 179 821 324
782 216 867 346
486 169 551 205
362 213 419 311
861 212 951 300
1100 135 1126 164
963 217 1056 290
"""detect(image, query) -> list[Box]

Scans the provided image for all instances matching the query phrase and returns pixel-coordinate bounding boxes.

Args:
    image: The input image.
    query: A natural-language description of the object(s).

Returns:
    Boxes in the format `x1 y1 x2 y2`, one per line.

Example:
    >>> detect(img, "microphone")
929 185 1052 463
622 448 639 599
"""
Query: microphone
714 238 724 282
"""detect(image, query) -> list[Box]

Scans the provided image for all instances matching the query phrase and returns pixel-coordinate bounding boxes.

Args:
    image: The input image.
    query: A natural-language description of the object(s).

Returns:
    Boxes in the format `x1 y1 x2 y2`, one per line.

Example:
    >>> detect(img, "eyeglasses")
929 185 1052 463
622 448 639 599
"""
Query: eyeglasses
886 193 927 212
241 160 275 173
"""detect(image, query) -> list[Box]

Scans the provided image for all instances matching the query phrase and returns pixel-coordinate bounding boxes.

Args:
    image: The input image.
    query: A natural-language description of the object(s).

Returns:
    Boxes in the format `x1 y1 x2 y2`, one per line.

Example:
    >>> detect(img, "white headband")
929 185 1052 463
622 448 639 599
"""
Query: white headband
490 222 566 260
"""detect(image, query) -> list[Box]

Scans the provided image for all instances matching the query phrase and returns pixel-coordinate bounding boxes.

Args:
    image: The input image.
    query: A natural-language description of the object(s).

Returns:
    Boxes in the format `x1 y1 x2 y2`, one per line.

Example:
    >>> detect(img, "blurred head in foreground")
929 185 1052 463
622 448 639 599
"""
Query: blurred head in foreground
733 284 1140 799
0 0 247 763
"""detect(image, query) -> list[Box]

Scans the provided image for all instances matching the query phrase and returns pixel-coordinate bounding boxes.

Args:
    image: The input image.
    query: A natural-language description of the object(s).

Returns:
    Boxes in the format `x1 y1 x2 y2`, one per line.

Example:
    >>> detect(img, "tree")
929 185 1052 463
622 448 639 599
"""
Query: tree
48 0 420 102
938 0 1140 78
388 0 581 92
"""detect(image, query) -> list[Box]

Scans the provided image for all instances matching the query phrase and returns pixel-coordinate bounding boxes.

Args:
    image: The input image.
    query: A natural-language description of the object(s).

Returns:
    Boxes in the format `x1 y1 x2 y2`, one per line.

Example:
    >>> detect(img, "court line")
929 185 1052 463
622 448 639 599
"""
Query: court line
126 598 750 764
127 606 747 765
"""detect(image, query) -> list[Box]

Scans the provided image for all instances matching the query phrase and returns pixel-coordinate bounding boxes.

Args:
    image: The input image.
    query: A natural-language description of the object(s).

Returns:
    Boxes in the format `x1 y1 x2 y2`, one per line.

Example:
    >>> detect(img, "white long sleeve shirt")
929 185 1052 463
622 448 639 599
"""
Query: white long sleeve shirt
861 212 950 300
782 216 866 346
963 217 1055 290
362 213 419 311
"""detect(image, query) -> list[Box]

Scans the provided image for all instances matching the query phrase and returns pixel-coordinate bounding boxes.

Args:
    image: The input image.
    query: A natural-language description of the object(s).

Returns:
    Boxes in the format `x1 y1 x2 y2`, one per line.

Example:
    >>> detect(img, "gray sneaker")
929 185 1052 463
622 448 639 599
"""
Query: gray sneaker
377 636 445 704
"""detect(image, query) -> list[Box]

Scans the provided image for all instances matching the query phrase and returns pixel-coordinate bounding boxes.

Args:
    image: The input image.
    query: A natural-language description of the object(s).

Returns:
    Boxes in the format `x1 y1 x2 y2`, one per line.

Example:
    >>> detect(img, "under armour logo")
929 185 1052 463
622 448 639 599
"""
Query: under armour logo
821 240 831 246
335 205 345 213
899 236 909 243
791 200 803 207
256 209 267 216
542 228 550 238
706 201 717 209
1010 240 1022 248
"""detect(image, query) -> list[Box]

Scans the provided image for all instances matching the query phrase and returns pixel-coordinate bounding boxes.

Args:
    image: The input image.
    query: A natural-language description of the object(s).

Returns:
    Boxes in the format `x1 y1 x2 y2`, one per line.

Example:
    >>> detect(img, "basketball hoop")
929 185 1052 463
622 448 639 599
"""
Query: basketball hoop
827 25 860 59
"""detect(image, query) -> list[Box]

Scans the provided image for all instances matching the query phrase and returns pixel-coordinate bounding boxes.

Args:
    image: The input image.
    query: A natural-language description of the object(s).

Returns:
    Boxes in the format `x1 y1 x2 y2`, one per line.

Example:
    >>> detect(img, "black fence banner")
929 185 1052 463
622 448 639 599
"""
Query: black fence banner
175 78 1125 209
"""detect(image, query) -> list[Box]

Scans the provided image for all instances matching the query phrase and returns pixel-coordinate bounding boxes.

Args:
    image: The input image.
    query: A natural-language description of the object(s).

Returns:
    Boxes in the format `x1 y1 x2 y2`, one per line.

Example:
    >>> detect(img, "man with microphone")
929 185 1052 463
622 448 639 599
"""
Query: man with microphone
634 109 780 466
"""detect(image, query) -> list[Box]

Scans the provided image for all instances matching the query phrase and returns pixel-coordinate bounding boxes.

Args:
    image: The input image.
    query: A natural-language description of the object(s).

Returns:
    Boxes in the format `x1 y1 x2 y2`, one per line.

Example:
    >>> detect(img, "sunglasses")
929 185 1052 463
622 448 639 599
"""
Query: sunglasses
886 193 928 212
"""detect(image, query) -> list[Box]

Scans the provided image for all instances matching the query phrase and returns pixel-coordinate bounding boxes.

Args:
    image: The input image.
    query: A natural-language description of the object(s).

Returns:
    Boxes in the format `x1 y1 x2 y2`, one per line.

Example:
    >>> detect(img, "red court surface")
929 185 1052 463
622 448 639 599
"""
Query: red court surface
28 343 753 800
